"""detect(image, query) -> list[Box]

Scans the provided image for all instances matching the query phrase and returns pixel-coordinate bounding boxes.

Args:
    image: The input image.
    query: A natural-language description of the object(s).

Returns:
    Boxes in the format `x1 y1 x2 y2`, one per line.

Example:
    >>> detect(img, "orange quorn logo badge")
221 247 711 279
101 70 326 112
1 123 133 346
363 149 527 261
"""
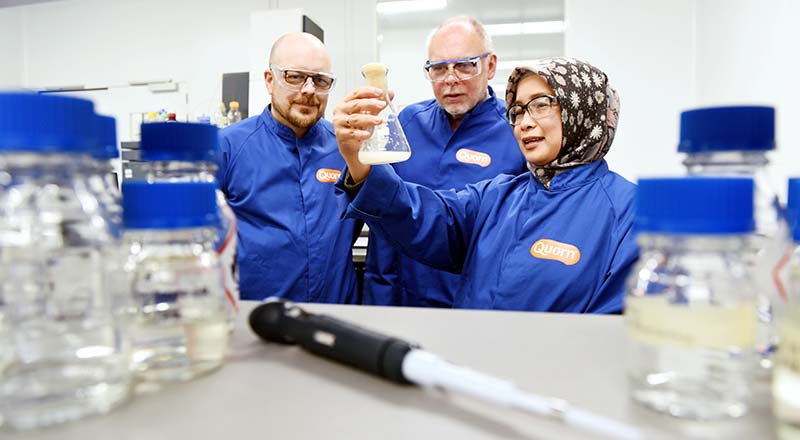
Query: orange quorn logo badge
455 148 491 167
316 168 341 183
530 239 581 266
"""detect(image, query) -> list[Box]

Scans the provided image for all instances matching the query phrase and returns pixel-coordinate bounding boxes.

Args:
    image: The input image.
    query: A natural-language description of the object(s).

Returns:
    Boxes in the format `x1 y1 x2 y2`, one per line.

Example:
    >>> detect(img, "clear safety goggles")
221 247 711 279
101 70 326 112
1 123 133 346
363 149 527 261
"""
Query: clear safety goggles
423 52 491 82
270 65 337 93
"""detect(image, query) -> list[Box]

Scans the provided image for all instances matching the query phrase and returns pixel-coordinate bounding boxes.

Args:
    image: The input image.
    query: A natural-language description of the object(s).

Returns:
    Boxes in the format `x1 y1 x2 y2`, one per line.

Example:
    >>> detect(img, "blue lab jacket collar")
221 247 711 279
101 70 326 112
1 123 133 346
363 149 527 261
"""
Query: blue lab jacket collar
438 86 503 127
529 159 610 192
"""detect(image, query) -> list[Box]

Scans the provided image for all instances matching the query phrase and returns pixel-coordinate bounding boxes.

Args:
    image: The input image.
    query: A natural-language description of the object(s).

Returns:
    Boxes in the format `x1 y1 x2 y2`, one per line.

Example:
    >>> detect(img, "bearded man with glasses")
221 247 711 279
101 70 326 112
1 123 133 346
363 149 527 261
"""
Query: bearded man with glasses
218 32 358 304
362 16 527 309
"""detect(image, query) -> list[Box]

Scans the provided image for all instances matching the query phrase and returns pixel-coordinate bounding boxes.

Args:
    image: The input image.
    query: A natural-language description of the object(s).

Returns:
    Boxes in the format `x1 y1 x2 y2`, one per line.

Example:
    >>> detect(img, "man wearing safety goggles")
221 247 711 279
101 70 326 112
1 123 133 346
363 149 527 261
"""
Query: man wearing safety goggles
362 17 526 309
218 32 359 305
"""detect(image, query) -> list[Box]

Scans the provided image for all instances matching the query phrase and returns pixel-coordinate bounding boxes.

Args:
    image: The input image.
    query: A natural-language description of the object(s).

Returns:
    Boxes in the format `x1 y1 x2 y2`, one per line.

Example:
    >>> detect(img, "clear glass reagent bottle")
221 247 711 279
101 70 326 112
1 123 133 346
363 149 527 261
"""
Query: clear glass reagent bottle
626 177 759 420
122 181 230 384
679 106 783 373
0 93 131 431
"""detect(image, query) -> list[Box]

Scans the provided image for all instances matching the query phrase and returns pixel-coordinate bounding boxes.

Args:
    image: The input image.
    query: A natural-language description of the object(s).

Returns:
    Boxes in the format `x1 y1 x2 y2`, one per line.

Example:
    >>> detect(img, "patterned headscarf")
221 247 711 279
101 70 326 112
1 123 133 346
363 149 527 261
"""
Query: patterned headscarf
505 57 620 190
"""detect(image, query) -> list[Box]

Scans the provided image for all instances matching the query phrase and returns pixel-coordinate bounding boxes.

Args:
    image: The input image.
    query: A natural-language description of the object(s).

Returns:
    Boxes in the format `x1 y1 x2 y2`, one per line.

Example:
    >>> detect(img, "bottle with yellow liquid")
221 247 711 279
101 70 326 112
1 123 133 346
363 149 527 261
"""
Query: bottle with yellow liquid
680 106 783 373
625 177 759 419
358 62 411 165
122 181 230 384
774 178 800 438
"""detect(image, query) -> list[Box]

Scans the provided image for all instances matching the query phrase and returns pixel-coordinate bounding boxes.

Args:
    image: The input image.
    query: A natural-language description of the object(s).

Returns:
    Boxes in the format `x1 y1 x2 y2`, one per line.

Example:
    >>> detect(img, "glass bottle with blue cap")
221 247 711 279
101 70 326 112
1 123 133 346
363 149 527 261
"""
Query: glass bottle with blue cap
122 181 230 383
136 122 239 318
679 106 785 371
0 92 131 430
625 177 759 419
774 178 800 435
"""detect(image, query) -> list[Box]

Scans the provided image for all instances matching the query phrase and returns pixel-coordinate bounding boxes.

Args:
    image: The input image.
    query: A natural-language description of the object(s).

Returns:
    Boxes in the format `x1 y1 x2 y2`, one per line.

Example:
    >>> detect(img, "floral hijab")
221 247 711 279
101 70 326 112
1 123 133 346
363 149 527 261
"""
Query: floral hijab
505 57 620 189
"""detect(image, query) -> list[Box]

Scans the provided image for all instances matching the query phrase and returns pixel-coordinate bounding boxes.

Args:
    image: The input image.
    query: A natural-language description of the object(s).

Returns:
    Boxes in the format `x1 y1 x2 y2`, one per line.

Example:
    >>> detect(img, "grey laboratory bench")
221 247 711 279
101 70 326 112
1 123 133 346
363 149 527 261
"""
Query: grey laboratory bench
15 302 776 440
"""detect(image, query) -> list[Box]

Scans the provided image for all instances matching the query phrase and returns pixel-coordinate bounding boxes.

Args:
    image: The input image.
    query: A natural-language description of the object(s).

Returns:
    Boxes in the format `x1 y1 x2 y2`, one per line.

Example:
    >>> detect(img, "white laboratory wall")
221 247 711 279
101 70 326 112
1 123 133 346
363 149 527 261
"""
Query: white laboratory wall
20 0 256 112
302 0 378 104
378 27 431 108
694 0 800 199
564 0 696 183
1 0 376 140
248 9 308 115
0 7 24 88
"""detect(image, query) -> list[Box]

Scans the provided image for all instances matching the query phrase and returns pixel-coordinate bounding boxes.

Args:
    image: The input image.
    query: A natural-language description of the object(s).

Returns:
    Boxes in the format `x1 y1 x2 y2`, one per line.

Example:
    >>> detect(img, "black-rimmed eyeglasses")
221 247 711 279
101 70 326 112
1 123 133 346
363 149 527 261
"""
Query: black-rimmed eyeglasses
423 52 491 82
507 95 559 126
270 65 336 93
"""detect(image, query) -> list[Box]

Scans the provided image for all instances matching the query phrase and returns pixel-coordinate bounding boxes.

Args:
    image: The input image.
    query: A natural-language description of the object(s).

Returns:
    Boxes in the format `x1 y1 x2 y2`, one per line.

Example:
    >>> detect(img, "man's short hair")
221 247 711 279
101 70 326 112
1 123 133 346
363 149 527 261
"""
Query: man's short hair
425 16 494 54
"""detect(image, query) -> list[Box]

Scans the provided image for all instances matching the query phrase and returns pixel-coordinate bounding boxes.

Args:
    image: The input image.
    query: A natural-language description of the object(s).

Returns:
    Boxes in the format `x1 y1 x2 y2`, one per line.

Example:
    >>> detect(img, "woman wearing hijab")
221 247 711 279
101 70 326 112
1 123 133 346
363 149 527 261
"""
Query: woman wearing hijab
333 58 636 313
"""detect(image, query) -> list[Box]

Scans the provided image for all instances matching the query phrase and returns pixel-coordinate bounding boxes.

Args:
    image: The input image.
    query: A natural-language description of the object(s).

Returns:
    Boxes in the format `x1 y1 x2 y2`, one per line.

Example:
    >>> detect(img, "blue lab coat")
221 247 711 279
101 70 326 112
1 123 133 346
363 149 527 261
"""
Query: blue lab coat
219 107 358 302
339 159 637 313
365 87 527 307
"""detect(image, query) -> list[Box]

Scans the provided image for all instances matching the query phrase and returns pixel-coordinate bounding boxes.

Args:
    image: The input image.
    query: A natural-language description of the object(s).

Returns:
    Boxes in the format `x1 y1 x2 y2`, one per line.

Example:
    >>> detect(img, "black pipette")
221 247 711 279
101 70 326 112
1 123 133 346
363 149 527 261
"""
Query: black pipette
248 298 643 440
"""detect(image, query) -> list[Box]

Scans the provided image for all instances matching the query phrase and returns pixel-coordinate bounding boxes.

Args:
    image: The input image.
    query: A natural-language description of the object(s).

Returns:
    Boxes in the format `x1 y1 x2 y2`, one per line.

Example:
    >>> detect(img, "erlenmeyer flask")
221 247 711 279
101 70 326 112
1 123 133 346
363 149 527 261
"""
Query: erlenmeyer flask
358 63 411 165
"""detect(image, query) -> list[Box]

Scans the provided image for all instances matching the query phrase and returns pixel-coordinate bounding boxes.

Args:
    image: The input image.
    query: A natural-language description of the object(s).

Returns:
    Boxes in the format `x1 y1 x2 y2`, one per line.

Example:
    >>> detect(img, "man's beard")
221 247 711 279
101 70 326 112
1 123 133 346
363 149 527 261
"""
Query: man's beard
439 89 472 119
275 96 324 129
443 103 469 119
439 84 488 120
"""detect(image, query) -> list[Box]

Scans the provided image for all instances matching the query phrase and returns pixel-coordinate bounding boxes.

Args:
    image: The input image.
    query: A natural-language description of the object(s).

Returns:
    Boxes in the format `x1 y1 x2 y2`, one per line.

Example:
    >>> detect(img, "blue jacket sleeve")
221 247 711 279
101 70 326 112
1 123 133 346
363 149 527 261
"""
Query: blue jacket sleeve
336 164 484 273
584 224 639 314
362 232 401 305
582 177 639 314
216 132 231 195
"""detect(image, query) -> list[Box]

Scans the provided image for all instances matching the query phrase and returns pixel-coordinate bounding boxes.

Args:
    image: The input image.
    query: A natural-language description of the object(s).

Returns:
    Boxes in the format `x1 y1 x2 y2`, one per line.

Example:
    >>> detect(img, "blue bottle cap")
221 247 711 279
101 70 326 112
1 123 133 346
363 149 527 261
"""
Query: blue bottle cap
0 92 95 153
93 114 119 159
140 121 219 162
787 178 800 242
122 181 219 230
678 106 775 153
635 177 754 234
